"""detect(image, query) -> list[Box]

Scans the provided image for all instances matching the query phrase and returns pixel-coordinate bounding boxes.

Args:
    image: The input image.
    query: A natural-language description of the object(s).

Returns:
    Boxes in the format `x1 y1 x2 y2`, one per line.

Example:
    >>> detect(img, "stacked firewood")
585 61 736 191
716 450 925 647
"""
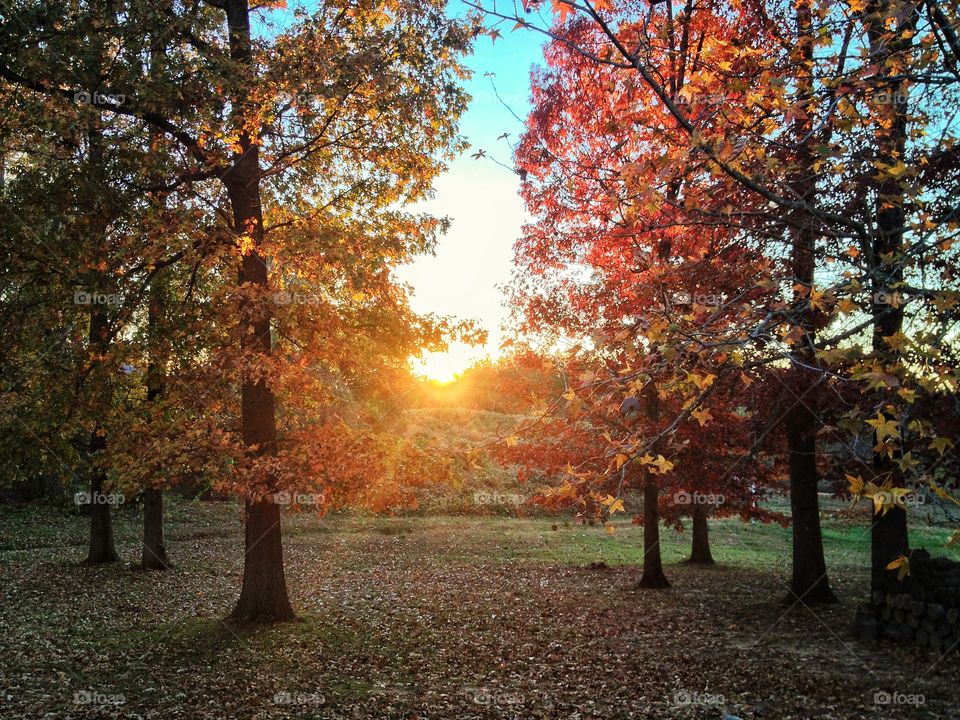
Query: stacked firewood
855 550 960 653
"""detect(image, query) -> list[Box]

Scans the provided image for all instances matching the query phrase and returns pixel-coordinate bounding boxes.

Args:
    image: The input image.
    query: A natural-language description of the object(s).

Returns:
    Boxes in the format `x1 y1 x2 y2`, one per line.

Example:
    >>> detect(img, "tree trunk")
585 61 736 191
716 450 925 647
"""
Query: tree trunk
139 2 173 573
688 502 714 565
230 498 293 623
786 401 835 603
865 0 917 596
141 259 171 570
85 307 118 564
223 0 293 624
783 0 835 606
141 486 170 569
637 474 670 588
872 506 907 592
637 382 669 589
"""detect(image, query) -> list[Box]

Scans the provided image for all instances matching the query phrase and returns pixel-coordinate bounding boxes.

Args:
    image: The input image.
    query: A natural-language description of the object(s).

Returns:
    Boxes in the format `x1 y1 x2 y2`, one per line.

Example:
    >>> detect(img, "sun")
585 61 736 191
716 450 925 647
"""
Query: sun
412 346 480 384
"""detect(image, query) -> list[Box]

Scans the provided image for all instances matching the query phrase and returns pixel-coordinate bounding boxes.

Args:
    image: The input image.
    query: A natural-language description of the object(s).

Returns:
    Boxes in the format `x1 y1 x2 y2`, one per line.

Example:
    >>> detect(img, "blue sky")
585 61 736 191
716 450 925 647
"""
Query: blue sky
396 6 548 381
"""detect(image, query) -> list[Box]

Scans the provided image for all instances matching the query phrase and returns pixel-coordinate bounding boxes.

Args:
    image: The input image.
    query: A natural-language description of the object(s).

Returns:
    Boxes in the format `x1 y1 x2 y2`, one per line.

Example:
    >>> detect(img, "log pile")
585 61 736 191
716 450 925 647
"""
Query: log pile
855 550 960 653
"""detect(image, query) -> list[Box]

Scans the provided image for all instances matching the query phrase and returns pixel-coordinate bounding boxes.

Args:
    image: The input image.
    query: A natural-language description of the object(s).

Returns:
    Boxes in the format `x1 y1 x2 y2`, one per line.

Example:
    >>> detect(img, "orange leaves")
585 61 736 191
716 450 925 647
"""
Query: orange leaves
552 0 573 23
691 407 713 427
886 554 911 581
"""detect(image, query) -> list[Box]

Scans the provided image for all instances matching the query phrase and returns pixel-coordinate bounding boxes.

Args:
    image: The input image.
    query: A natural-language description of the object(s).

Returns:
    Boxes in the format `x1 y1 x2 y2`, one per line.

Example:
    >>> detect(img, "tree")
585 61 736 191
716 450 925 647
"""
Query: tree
484 0 960 606
0 0 476 621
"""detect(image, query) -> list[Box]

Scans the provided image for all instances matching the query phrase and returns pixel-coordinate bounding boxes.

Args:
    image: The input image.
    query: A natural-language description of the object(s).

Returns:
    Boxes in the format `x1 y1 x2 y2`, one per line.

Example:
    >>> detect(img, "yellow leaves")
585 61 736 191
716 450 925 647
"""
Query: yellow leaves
873 486 909 515
614 453 629 470
238 234 256 256
686 372 716 391
892 451 920 473
640 453 673 474
886 554 911 581
929 436 954 456
504 435 519 447
847 473 864 498
872 159 910 181
691 407 713 427
896 387 916 403
866 413 900 442
850 476 916 517
602 494 625 515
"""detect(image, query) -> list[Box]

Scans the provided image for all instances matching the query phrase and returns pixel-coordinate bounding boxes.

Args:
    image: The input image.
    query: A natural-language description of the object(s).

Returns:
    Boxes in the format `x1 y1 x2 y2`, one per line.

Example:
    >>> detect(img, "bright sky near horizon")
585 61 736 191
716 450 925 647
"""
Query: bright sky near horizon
395 9 548 383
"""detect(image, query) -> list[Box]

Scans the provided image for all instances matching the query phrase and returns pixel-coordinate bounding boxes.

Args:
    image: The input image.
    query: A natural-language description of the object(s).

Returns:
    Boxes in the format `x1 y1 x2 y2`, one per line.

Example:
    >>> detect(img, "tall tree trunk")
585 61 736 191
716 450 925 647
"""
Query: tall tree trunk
86 307 117 564
784 0 835 605
223 0 293 624
786 401 834 602
83 108 117 565
637 382 669 588
688 502 714 565
865 0 918 594
142 487 169 569
637 474 670 588
142 279 171 570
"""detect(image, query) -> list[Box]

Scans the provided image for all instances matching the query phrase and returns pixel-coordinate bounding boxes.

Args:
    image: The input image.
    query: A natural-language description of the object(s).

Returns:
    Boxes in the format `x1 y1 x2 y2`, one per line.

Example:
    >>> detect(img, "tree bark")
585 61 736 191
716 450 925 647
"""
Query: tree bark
783 0 835 605
86 307 117 564
688 502 714 565
637 474 670 588
141 487 170 569
786 401 835 603
223 0 293 624
637 382 669 588
865 0 917 595
142 279 171 570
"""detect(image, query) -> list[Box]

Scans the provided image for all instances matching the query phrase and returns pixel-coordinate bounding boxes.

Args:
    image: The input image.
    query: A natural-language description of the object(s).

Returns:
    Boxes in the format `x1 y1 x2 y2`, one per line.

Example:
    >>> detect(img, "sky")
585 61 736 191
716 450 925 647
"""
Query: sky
394 8 548 382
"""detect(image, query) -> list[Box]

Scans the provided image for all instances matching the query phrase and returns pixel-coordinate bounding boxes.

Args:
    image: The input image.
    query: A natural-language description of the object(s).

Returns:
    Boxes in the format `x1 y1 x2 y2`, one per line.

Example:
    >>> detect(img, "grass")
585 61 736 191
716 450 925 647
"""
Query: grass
1 499 959 719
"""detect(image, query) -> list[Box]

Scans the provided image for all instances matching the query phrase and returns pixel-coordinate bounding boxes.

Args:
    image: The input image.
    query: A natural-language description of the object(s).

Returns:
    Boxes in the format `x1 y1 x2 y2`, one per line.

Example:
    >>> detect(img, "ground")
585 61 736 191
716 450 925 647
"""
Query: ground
1 501 957 719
